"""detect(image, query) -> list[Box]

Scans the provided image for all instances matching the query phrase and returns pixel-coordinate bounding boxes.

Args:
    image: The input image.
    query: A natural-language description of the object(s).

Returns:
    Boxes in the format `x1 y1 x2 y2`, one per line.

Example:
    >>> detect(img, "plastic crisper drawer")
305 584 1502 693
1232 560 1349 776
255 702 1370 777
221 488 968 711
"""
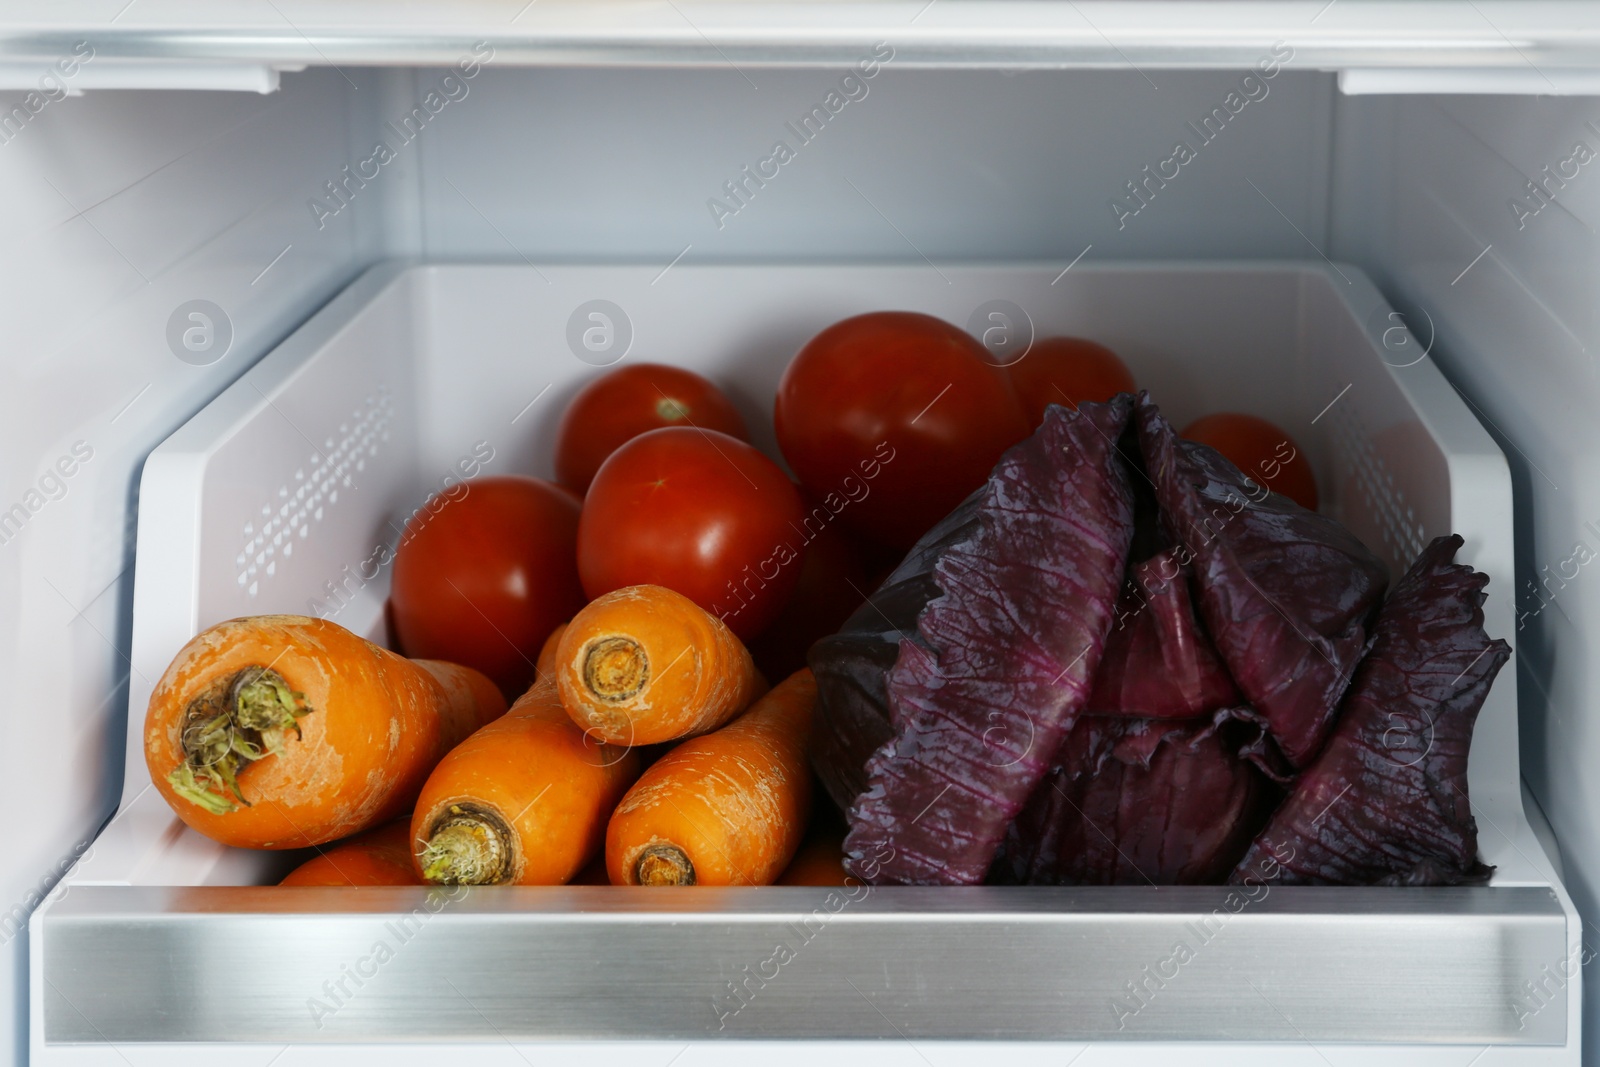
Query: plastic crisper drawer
32 262 1580 1065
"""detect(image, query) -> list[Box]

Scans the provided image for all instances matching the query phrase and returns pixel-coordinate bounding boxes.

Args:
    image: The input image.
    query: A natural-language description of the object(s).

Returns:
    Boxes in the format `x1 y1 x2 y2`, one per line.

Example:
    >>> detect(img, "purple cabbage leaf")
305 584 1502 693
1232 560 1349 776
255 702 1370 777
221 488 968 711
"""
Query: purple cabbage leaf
809 492 983 814
1086 550 1241 719
1135 394 1388 768
998 714 1272 885
1229 534 1507 886
840 397 1136 884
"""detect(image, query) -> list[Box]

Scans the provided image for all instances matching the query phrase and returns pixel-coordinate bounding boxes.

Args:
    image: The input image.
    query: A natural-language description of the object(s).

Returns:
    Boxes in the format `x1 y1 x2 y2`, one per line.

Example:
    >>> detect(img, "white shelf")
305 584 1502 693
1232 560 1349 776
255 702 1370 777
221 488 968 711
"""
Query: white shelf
5 1 1600 92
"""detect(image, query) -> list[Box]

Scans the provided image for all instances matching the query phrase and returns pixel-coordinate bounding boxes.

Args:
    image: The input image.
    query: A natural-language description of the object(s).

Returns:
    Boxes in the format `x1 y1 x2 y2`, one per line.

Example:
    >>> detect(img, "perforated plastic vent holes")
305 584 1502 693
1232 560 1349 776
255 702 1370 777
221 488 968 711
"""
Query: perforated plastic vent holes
1327 401 1427 570
235 387 393 597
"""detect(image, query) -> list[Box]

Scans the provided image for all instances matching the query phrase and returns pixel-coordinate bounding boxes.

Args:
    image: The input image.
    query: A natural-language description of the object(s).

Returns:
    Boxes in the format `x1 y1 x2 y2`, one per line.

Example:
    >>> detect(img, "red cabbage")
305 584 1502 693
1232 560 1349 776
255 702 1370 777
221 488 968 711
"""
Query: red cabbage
1230 535 1507 886
1135 394 1388 767
841 397 1135 884
998 715 1273 885
1086 550 1240 719
809 495 982 813
812 391 1489 891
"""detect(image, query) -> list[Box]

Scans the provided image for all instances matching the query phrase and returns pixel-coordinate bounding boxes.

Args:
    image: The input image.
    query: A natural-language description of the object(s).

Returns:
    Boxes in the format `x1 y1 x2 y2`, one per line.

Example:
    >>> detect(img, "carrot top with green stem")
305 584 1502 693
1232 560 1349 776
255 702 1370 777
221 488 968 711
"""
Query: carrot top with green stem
169 664 313 813
146 615 506 849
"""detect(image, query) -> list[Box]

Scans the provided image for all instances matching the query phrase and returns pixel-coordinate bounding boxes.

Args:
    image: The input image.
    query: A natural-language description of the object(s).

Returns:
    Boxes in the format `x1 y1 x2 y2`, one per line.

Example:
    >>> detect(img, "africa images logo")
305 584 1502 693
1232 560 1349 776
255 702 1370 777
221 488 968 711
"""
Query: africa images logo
1109 41 1294 230
308 41 495 230
706 42 895 230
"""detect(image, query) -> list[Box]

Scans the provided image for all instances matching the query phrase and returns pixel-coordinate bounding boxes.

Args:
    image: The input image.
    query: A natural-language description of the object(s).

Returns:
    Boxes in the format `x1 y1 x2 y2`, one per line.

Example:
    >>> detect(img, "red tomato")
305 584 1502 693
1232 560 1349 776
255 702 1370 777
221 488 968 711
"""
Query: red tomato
1006 336 1137 427
578 427 805 640
775 311 1030 550
748 506 871 681
1182 412 1320 512
390 475 585 701
554 363 749 495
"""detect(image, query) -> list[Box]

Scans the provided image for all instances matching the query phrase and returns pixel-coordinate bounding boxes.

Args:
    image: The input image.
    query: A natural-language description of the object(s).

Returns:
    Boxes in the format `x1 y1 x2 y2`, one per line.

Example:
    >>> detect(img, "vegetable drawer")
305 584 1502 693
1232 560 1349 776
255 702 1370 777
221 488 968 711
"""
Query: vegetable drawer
33 260 1578 1065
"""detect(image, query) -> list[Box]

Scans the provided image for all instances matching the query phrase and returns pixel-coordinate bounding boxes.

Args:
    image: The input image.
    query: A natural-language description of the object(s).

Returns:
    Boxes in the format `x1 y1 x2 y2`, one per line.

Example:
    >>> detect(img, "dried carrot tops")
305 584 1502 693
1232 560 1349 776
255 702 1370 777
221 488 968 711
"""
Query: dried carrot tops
144 615 506 849
554 584 767 746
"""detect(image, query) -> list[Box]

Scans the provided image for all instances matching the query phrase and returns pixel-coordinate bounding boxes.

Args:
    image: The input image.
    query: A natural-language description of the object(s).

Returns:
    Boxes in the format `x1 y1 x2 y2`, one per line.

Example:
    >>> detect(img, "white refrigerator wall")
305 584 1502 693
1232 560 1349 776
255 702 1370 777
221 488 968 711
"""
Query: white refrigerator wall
1331 91 1600 1062
4 57 1596 1060
0 67 392 1065
418 66 1333 261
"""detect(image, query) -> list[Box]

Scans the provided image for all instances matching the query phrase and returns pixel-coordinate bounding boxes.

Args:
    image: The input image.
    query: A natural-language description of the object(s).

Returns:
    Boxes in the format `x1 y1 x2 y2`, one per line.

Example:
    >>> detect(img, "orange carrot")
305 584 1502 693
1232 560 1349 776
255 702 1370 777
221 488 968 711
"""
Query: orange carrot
412 679 639 885
280 820 420 886
535 622 568 682
555 585 767 746
776 831 850 886
607 668 815 886
145 615 506 849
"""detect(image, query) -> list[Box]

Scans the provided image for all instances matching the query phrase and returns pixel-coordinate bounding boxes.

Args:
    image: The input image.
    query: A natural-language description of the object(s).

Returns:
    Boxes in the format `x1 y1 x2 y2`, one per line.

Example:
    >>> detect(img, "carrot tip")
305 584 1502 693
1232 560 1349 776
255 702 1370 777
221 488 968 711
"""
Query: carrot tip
169 665 311 813
420 805 514 885
583 637 649 702
635 844 695 886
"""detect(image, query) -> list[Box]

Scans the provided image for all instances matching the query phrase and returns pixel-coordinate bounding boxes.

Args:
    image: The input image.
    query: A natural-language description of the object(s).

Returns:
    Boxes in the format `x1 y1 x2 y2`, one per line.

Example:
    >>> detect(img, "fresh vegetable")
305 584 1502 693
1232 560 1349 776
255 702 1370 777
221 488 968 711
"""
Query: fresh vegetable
1182 412 1318 512
777 831 851 886
775 311 1029 550
535 622 567 683
1138 395 1387 768
607 669 816 886
748 512 871 682
813 389 1434 887
997 716 1270 885
555 585 767 746
279 820 420 886
391 475 585 700
1005 336 1136 428
810 493 984 815
839 397 1136 885
1231 535 1507 886
222 317 1487 895
1085 550 1240 719
146 615 507 848
578 426 805 641
412 679 639 885
555 363 750 495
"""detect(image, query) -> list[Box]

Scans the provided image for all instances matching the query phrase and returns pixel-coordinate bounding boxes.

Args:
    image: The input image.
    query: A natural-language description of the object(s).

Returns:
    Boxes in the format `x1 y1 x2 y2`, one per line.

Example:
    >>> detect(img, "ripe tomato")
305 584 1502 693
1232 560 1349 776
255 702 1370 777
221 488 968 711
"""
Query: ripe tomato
578 427 805 640
391 475 585 701
554 363 749 494
1005 336 1137 427
748 506 871 681
775 311 1030 550
1182 412 1320 512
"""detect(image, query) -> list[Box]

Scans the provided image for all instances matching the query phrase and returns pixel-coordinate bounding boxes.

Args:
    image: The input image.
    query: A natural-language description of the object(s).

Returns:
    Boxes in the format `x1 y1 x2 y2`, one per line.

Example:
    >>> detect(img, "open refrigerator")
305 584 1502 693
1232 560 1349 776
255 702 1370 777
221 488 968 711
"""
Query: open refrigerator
4 1 1600 1064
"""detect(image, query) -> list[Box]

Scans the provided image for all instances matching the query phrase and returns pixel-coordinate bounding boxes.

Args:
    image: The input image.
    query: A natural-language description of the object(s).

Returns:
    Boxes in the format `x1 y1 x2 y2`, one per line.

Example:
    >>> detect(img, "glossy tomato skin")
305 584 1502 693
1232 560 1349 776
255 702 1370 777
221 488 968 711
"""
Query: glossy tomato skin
390 475 585 701
775 311 1030 550
578 427 805 640
554 363 749 495
749 505 871 681
1006 336 1137 427
1182 412 1320 512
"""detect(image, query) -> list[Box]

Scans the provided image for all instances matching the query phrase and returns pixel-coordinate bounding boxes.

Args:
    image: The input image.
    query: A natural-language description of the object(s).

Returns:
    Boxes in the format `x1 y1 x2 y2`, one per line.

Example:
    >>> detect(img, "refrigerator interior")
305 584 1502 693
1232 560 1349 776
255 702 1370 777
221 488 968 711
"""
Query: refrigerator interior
4 5 1600 1061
